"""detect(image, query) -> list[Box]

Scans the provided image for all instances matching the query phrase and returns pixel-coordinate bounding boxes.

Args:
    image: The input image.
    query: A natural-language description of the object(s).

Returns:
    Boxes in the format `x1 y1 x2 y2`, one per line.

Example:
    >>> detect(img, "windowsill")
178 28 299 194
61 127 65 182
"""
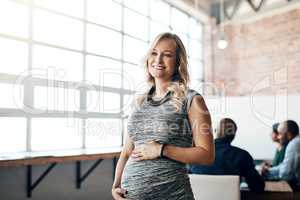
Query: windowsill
0 147 122 167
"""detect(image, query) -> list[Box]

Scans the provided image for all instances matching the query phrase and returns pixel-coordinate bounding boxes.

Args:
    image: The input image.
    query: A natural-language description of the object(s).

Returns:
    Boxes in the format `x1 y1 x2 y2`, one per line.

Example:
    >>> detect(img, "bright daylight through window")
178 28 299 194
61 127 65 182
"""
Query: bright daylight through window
0 0 204 156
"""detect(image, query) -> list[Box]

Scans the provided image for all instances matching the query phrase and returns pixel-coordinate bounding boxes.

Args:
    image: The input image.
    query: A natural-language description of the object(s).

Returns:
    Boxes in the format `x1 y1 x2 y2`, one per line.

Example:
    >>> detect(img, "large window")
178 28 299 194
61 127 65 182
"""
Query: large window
0 0 204 156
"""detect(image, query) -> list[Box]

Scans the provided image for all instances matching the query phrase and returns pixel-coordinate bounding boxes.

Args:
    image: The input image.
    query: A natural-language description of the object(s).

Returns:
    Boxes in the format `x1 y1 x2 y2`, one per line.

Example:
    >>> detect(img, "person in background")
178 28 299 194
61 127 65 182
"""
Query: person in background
262 123 287 168
262 120 300 191
189 118 265 192
271 122 288 166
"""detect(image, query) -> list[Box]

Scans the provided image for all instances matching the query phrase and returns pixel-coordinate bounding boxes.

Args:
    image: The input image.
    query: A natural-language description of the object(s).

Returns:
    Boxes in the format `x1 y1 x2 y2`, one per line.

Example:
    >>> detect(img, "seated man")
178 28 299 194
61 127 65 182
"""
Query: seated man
262 120 300 191
189 118 265 192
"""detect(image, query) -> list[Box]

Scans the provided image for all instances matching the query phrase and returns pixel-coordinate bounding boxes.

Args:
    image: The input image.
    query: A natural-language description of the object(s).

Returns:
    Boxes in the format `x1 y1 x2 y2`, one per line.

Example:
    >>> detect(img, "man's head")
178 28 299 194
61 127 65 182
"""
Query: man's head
278 120 299 144
216 118 237 143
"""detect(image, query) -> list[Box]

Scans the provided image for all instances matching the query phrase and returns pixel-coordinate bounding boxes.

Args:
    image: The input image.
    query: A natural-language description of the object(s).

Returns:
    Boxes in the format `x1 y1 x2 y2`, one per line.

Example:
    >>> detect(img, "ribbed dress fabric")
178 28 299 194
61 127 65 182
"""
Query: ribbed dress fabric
121 88 199 200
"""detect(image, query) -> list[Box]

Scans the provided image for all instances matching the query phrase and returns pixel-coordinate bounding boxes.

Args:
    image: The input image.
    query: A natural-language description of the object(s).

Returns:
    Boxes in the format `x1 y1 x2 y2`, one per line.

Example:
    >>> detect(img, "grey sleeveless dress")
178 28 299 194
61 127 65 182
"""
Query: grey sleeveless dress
121 87 199 200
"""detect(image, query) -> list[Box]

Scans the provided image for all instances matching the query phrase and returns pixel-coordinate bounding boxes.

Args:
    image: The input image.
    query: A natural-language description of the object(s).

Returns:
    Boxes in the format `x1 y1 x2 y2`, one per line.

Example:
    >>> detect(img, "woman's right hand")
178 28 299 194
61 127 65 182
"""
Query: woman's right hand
112 187 128 200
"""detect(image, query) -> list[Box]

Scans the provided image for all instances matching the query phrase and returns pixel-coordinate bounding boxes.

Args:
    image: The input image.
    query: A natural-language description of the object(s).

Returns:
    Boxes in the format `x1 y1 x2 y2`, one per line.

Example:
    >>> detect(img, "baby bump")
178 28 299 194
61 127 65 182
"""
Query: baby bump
121 158 191 199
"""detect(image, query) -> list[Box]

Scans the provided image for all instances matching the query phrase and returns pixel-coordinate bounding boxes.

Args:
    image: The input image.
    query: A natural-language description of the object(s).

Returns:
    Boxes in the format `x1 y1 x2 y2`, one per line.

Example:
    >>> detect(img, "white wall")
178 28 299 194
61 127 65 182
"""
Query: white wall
205 95 300 159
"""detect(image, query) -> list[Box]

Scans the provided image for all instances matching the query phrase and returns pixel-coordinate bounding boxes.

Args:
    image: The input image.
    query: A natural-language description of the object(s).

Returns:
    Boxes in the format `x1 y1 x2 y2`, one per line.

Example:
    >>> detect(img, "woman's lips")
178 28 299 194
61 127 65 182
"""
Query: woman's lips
153 65 165 70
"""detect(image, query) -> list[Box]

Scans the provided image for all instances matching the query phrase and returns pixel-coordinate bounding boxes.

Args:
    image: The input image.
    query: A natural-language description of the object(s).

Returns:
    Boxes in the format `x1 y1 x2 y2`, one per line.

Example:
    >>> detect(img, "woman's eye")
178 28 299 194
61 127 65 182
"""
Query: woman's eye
165 54 172 57
151 52 157 56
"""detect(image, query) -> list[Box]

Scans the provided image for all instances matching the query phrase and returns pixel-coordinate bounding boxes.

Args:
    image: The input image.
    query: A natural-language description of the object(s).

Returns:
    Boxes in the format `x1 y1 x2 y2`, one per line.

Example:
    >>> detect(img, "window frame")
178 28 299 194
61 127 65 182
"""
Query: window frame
0 0 205 157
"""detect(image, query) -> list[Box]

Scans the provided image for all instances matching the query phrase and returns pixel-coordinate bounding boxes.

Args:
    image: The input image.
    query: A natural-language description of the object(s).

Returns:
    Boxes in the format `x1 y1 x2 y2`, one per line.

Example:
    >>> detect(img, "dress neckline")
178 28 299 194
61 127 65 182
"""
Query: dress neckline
146 86 171 106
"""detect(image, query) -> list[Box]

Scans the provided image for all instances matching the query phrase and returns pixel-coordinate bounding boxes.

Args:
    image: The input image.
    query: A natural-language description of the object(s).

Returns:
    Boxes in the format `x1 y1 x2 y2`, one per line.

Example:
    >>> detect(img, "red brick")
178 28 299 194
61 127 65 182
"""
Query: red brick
205 7 300 96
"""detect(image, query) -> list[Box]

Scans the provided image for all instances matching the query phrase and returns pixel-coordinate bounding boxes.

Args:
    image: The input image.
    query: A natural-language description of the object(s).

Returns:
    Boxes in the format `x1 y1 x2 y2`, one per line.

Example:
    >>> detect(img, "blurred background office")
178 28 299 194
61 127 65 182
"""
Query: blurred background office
0 0 300 199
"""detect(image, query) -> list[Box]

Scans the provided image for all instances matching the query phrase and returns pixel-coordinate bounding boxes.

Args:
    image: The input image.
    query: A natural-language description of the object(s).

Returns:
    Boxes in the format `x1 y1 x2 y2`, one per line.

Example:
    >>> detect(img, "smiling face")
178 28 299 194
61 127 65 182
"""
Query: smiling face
147 38 177 83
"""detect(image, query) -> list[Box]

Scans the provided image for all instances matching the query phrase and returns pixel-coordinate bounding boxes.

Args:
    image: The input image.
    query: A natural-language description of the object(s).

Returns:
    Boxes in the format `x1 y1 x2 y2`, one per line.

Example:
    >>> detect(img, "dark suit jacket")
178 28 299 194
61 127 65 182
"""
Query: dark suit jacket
189 137 265 192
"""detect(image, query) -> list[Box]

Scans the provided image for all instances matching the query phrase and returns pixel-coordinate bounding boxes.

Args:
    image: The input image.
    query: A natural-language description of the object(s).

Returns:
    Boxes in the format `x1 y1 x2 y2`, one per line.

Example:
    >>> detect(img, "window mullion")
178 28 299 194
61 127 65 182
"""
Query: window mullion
25 0 34 152
120 0 125 146
81 0 88 149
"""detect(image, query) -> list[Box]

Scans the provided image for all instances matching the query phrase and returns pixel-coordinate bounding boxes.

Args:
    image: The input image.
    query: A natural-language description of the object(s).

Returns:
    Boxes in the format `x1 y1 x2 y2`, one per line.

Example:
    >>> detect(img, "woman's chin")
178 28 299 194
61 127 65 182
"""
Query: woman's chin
150 72 163 78
150 72 172 81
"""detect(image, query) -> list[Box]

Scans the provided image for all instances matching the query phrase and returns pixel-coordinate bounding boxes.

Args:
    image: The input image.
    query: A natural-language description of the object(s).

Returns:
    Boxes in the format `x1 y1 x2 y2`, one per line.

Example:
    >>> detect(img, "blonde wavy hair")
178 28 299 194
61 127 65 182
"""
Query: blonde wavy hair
137 32 190 111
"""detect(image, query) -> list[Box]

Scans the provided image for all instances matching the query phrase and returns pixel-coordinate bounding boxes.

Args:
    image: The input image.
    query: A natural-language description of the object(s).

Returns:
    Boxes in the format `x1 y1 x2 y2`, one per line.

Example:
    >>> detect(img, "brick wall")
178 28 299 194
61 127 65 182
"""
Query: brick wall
204 6 300 96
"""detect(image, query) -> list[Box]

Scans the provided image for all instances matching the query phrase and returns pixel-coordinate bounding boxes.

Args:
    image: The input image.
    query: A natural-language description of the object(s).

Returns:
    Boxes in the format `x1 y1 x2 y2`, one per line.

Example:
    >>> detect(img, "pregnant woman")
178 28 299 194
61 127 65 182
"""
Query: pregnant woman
112 32 215 200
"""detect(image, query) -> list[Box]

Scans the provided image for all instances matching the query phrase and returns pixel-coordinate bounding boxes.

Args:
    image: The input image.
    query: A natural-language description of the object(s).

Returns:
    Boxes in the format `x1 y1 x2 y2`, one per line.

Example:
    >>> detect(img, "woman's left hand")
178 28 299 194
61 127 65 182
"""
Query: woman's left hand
131 140 163 161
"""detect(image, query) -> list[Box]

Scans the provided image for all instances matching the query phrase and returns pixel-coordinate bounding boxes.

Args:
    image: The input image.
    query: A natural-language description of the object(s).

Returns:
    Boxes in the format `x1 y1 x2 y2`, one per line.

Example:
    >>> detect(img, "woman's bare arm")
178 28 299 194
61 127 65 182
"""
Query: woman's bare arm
112 135 134 199
163 95 214 165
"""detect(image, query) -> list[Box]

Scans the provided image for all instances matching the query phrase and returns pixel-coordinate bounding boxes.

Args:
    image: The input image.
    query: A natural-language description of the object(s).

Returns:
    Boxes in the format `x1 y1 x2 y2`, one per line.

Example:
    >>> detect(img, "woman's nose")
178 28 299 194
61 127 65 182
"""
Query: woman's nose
155 53 163 63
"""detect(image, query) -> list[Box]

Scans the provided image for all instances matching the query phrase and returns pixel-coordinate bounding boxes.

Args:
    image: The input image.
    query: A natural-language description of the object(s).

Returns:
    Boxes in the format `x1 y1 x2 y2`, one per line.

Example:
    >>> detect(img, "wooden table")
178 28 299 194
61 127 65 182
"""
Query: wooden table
0 147 122 167
241 181 300 200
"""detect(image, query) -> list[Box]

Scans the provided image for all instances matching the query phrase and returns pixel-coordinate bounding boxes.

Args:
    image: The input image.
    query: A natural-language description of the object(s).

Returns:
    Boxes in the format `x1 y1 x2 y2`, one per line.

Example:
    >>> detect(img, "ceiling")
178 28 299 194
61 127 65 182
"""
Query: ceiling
181 0 233 19
180 0 296 23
